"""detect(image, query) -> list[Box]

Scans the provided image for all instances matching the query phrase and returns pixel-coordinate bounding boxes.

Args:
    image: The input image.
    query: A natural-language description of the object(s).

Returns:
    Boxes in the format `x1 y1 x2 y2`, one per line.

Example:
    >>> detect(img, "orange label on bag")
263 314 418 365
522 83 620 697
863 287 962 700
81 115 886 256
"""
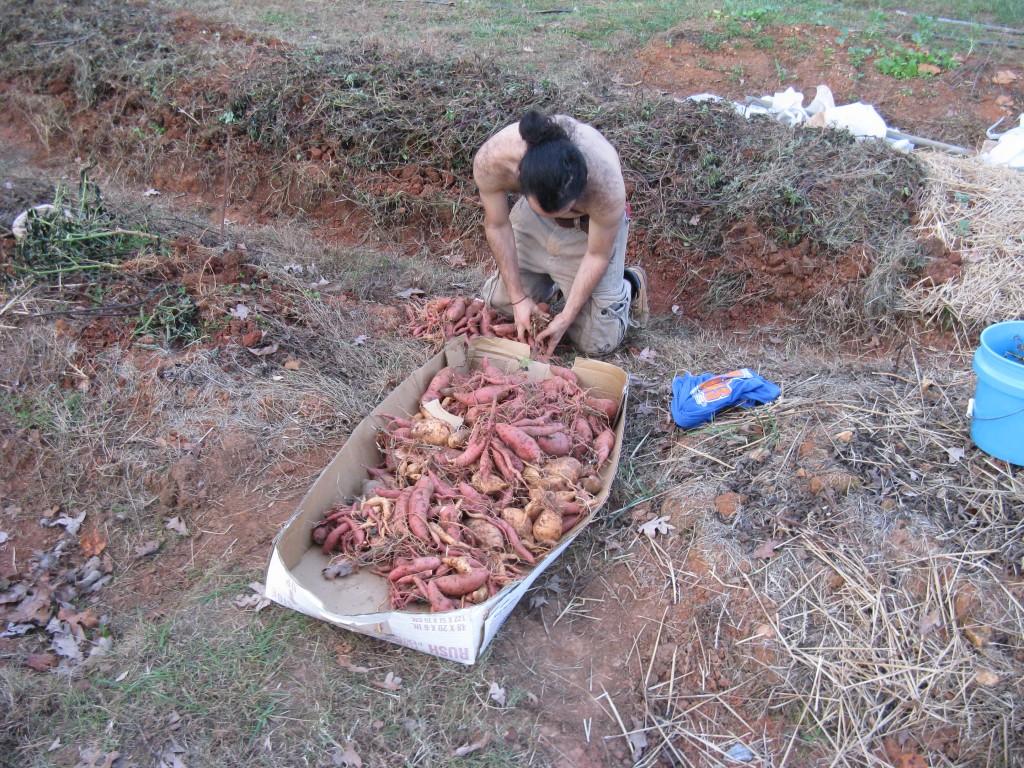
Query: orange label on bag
692 369 752 407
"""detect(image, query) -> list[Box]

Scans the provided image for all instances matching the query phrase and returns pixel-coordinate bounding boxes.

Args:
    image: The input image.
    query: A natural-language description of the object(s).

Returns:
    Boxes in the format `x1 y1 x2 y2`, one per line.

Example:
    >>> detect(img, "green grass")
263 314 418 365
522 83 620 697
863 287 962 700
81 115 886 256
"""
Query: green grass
0 387 85 433
0 568 540 767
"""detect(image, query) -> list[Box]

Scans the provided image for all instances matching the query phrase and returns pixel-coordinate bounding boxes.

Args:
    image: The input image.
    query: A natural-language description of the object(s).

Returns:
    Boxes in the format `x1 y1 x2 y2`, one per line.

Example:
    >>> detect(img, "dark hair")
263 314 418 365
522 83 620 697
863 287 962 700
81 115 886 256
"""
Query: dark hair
518 111 587 213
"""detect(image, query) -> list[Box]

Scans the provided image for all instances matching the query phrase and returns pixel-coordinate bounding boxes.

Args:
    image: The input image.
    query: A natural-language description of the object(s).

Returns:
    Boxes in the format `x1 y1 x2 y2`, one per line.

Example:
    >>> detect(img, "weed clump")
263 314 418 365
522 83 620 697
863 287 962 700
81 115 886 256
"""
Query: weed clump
6 172 159 285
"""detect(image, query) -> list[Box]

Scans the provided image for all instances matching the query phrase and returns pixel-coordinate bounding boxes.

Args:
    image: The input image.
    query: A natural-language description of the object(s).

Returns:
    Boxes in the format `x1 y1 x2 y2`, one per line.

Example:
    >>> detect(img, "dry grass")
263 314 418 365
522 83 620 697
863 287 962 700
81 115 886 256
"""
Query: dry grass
616 330 1024 766
2 4 1024 768
904 151 1024 343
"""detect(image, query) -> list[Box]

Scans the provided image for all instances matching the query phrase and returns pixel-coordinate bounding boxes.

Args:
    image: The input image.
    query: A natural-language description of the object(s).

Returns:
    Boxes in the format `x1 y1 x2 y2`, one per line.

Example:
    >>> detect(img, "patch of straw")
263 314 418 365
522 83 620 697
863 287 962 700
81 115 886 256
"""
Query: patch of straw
904 151 1024 342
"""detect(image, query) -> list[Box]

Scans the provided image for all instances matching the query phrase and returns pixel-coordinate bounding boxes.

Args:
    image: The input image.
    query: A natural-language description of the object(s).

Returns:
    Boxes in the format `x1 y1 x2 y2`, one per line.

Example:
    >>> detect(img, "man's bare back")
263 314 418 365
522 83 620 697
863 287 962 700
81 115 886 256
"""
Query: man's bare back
473 115 626 226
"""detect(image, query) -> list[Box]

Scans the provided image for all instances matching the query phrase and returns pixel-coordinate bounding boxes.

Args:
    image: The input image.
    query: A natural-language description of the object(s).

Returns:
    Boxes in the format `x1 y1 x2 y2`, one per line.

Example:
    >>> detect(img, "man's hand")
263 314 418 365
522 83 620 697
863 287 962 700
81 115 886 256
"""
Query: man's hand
534 312 572 358
511 297 538 344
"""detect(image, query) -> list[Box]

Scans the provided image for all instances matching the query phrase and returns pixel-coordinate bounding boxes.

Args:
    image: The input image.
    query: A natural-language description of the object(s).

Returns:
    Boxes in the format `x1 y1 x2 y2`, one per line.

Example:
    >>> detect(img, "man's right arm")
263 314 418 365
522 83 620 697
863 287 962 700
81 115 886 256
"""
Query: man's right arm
479 187 525 304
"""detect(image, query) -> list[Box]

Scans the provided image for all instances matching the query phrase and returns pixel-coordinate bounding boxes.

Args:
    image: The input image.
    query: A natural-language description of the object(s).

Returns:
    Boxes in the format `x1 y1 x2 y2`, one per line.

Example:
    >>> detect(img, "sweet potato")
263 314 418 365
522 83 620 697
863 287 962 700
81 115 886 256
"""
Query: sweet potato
471 467 507 496
408 476 435 542
438 503 464 541
453 428 488 468
501 507 532 540
532 507 563 544
433 567 489 597
488 515 537 564
392 487 411 535
466 518 504 549
572 416 594 443
414 576 456 611
387 556 442 582
420 366 456 405
447 428 472 449
543 456 583 488
536 432 571 457
495 423 542 463
594 429 616 467
410 418 452 446
517 423 565 437
444 296 468 323
586 396 619 422
539 376 566 397
451 384 512 407
458 481 490 507
549 365 579 385
320 519 352 554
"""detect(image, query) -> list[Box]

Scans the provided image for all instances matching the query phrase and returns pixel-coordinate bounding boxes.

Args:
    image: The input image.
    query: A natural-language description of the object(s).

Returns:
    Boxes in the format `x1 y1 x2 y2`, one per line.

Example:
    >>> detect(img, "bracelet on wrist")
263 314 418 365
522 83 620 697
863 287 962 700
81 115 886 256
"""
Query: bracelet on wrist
510 295 528 306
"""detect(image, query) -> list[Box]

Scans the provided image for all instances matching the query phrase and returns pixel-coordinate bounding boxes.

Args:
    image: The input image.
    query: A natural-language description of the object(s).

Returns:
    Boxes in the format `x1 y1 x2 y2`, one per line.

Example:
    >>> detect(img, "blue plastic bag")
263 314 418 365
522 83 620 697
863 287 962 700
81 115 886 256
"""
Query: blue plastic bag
671 369 781 428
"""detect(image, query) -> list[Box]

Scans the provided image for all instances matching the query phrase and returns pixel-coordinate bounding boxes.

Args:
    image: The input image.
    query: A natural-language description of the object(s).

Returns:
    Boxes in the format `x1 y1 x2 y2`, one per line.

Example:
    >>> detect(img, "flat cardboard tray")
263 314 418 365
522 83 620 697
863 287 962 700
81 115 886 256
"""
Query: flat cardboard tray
264 336 628 664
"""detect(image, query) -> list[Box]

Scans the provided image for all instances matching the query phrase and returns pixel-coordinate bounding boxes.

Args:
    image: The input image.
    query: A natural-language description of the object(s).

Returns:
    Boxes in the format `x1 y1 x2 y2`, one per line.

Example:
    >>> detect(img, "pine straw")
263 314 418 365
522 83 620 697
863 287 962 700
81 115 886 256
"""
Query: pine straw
903 152 1024 342
620 331 1024 766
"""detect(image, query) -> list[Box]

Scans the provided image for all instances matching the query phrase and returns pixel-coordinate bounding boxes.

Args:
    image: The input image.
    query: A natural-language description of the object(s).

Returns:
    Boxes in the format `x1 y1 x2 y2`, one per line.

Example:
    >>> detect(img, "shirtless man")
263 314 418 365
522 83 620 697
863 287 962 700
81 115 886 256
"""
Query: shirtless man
473 110 648 357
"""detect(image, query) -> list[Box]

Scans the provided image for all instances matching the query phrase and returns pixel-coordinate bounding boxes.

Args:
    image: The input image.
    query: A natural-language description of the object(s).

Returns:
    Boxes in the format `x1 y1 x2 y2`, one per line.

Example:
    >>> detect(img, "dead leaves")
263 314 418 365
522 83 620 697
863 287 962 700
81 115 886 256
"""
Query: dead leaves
973 669 1001 687
164 516 189 536
25 651 59 671
331 743 363 767
41 510 86 535
232 583 271 612
134 540 161 558
372 671 403 691
487 681 506 706
451 731 491 757
74 746 122 768
638 515 675 539
751 538 783 560
333 642 370 673
918 609 943 638
79 528 107 557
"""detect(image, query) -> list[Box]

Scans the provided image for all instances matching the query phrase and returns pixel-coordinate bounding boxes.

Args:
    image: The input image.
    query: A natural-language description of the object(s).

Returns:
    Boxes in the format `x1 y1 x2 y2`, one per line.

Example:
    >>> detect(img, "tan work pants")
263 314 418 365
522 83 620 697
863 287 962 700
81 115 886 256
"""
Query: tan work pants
480 197 631 356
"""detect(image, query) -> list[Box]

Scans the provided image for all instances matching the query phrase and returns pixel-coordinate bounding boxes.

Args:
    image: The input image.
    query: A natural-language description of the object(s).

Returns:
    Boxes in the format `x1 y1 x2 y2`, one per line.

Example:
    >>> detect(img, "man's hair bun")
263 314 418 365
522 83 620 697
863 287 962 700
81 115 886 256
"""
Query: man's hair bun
518 110 569 147
517 110 587 213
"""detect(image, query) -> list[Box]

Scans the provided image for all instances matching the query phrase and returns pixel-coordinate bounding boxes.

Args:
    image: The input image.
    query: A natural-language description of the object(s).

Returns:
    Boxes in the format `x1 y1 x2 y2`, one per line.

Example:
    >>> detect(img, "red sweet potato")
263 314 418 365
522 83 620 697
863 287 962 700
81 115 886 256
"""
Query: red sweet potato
320 520 352 554
537 432 571 457
495 423 542 463
432 567 489 597
586 396 619 422
518 423 565 437
408 476 435 542
413 576 456 612
594 429 616 467
451 384 512 407
444 296 468 323
420 366 456 404
549 365 579 385
453 427 488 468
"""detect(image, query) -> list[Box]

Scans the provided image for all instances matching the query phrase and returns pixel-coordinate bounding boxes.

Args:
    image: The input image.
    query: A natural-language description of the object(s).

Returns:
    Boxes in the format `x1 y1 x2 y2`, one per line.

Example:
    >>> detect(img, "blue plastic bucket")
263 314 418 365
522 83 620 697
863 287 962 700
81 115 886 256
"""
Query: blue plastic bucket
971 320 1024 466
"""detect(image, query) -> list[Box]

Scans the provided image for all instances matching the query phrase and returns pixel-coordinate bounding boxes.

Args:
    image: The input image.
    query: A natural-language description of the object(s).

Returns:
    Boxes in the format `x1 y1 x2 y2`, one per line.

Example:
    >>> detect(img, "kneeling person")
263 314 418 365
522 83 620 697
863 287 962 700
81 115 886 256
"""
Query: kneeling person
473 110 648 357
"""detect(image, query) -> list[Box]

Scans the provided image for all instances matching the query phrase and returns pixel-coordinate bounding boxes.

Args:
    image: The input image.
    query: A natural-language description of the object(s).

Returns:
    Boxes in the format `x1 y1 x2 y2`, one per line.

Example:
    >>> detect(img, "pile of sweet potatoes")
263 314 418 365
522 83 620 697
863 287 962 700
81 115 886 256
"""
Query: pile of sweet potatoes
404 296 551 349
312 357 619 612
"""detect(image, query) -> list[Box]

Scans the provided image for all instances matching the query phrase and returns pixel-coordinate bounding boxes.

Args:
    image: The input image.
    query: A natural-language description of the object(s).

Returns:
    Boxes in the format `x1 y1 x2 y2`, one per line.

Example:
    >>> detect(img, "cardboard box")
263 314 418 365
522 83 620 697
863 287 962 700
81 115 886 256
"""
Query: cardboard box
264 336 628 664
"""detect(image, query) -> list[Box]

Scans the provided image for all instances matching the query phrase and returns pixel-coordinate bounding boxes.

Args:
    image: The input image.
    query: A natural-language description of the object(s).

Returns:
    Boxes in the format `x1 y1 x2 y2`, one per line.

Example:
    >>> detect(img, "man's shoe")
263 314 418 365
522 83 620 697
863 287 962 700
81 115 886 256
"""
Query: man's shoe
624 266 649 325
